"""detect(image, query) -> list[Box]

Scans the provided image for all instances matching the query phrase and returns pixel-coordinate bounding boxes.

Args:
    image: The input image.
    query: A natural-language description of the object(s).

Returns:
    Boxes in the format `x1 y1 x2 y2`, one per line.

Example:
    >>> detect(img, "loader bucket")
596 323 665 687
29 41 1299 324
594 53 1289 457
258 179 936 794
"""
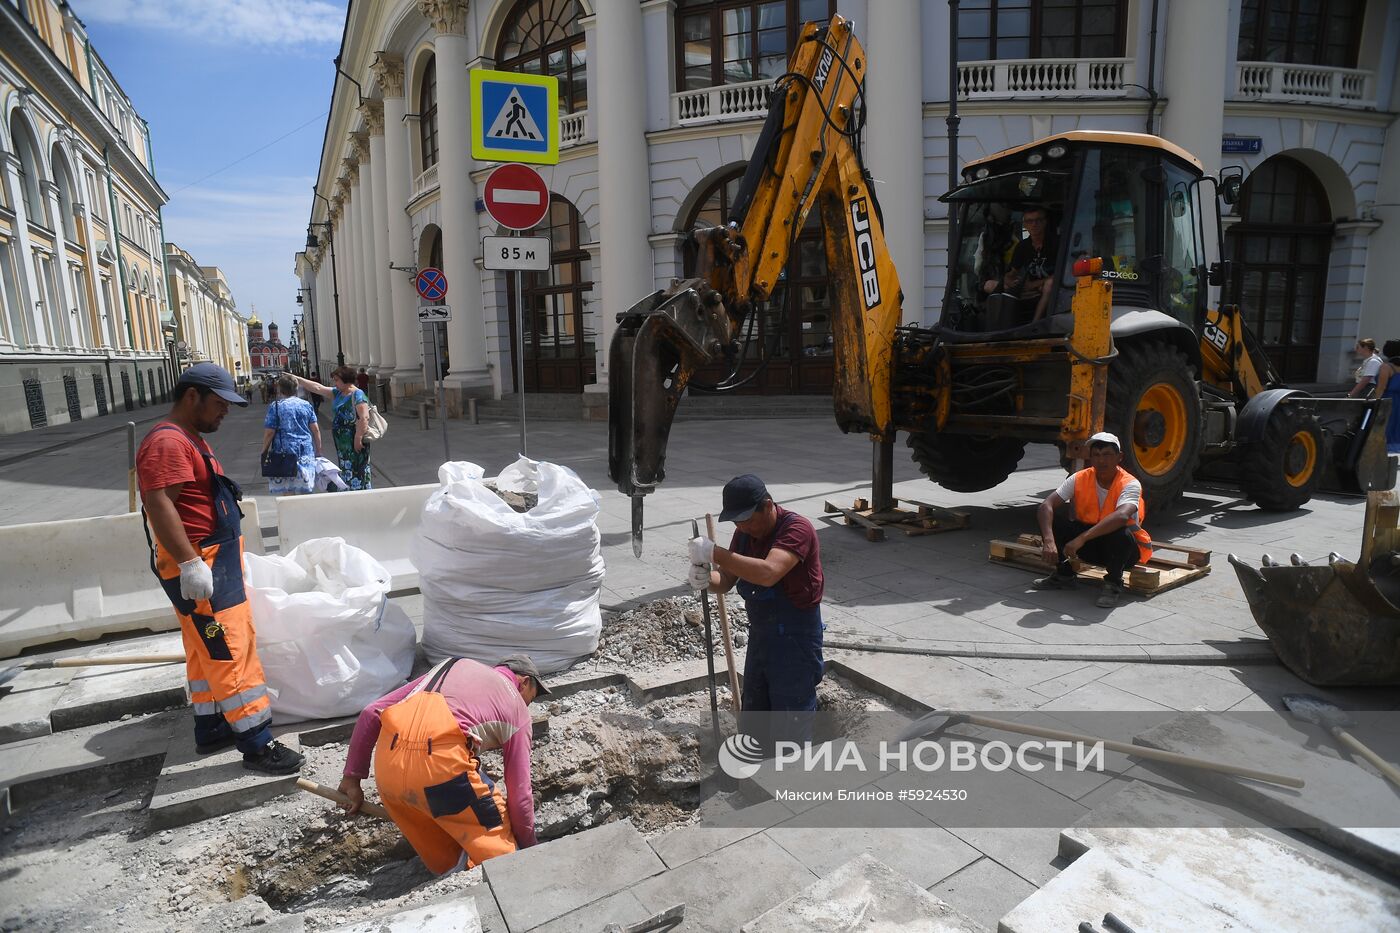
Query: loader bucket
608 281 733 497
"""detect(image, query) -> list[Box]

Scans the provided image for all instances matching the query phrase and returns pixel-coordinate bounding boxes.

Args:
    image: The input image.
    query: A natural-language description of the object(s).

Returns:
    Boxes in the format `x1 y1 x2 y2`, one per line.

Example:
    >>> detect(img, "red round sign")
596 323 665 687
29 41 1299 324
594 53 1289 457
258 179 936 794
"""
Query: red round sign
483 164 550 231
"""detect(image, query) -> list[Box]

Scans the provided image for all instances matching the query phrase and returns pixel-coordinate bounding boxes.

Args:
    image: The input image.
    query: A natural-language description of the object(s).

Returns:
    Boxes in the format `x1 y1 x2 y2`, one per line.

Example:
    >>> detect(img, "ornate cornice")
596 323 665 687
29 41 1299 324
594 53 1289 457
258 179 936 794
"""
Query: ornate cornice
418 0 468 36
360 100 385 137
350 132 370 163
371 53 405 99
341 158 360 184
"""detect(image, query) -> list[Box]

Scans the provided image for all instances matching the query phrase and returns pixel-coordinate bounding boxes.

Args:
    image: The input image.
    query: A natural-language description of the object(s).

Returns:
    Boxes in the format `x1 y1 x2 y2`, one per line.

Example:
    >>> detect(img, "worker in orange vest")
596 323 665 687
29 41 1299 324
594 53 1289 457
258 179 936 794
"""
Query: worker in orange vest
1032 432 1152 608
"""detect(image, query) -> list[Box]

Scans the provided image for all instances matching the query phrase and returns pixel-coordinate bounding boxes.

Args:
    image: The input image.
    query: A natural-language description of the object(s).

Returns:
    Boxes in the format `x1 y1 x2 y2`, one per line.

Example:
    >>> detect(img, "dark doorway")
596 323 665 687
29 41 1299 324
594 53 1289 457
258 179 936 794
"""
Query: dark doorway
1225 156 1333 383
505 195 596 393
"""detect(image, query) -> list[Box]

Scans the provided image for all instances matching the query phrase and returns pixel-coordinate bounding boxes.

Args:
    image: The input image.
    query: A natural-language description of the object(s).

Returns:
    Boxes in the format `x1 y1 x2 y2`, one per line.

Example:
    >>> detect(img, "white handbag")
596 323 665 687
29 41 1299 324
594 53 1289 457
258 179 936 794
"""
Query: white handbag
364 402 389 441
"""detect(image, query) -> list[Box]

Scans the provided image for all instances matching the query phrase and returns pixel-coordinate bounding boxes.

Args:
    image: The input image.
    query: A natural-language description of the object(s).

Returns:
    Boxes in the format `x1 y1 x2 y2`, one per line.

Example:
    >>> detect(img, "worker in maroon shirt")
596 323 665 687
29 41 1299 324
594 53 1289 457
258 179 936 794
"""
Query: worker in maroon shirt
137 363 303 775
690 475 825 743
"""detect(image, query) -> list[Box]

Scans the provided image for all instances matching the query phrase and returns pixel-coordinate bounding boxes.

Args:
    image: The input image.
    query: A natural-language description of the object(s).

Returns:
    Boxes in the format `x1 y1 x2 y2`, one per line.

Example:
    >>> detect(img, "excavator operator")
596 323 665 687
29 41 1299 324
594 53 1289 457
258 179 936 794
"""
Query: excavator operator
688 475 825 747
983 204 1057 323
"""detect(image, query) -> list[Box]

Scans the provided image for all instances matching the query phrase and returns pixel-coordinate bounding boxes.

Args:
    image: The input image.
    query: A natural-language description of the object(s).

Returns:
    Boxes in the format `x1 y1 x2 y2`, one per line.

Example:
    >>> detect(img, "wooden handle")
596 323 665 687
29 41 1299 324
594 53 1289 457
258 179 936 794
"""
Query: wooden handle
50 654 186 668
1336 730 1400 788
961 713 1305 789
707 513 742 712
296 778 390 820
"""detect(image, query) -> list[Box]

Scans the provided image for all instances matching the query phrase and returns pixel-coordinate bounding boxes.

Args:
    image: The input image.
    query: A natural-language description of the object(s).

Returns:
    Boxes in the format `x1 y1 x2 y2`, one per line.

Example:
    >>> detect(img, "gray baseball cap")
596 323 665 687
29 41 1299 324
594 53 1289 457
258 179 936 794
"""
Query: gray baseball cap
496 654 551 697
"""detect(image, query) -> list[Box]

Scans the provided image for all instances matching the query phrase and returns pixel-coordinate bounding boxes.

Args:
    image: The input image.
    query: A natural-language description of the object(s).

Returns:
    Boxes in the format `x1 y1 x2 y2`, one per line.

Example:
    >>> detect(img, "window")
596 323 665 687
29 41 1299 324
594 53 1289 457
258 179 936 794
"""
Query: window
123 204 133 237
419 55 439 171
676 0 837 90
1238 0 1364 67
1161 162 1203 323
86 170 103 219
0 237 25 346
506 195 595 392
496 0 588 114
958 0 1125 61
9 114 46 225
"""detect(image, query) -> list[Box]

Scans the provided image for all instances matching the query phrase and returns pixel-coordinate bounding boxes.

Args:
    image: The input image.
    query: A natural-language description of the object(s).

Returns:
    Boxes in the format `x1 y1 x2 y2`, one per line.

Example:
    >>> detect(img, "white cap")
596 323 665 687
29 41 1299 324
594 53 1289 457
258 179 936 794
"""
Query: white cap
1089 431 1121 450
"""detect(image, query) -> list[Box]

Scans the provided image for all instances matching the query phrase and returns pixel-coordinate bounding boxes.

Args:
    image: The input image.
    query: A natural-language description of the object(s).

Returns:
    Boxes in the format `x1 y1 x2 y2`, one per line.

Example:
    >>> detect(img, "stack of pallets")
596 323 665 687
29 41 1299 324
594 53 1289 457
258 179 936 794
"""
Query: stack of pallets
989 533 1211 596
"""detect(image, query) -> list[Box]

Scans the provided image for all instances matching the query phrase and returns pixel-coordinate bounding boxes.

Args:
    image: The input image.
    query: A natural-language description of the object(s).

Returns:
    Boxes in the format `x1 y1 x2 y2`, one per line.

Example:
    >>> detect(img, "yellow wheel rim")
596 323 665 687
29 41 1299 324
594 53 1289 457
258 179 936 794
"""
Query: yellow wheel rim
1133 382 1188 476
1284 429 1317 487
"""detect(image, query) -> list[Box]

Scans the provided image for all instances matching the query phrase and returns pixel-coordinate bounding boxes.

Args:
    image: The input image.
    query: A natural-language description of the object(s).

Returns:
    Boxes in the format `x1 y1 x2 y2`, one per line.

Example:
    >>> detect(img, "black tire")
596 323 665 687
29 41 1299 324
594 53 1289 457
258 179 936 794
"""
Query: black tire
1104 341 1202 509
907 432 1026 493
1239 405 1323 511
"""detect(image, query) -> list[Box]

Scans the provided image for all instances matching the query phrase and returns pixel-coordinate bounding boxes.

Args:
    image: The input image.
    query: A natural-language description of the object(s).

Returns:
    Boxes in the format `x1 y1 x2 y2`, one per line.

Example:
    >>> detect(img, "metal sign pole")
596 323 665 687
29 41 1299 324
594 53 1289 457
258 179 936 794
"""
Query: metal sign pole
515 231 528 457
434 321 449 463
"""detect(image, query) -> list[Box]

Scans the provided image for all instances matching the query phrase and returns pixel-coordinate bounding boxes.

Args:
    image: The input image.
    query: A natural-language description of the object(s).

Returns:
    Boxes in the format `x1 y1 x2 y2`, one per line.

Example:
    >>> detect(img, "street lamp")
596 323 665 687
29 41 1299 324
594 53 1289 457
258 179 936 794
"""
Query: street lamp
308 188 345 368
295 287 319 374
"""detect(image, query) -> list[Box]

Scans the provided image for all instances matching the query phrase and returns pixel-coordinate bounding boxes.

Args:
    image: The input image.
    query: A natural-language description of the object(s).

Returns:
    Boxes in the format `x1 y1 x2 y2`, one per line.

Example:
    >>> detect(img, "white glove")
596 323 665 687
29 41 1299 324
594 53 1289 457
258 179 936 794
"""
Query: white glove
688 536 715 564
687 563 711 591
178 556 214 601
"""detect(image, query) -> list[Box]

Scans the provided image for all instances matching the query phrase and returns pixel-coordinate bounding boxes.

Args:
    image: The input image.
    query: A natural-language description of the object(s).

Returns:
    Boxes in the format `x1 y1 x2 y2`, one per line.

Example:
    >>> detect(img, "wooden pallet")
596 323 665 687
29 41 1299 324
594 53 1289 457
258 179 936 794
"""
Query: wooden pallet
823 497 971 542
989 534 1211 596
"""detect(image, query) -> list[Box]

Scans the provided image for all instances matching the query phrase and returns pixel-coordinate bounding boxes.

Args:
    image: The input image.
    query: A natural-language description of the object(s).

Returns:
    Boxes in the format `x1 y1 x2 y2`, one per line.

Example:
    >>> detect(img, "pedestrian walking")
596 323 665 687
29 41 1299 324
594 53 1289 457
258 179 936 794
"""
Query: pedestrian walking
135 362 304 774
288 367 372 490
337 655 546 873
261 374 321 495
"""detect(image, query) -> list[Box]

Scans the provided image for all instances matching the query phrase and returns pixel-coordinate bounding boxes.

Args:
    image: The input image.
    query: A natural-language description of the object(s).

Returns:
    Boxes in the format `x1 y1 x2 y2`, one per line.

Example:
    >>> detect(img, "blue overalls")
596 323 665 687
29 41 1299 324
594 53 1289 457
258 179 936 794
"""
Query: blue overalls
734 513 824 745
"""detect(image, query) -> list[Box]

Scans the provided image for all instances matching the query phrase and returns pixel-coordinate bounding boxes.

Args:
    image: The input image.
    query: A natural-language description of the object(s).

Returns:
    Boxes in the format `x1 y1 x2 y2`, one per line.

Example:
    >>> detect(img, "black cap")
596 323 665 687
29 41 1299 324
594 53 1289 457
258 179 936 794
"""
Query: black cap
719 473 769 523
496 654 551 697
177 362 248 407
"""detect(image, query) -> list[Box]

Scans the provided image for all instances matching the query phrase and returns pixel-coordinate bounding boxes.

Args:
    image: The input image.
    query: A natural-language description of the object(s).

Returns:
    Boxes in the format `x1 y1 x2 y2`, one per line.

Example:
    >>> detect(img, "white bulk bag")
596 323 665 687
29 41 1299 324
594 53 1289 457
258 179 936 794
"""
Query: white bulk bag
245 537 417 723
412 458 604 672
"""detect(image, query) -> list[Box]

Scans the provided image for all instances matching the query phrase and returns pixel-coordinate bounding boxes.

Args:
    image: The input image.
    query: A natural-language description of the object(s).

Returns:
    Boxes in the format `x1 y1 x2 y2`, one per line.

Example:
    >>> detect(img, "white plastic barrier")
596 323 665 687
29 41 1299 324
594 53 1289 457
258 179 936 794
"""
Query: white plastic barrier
276 484 435 592
0 500 264 659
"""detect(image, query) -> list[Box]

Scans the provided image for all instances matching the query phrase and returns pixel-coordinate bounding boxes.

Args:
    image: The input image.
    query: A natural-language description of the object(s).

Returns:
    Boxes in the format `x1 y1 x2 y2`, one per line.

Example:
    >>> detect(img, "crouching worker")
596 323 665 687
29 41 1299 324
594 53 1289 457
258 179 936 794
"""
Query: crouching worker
138 363 303 774
1033 432 1152 608
337 656 548 873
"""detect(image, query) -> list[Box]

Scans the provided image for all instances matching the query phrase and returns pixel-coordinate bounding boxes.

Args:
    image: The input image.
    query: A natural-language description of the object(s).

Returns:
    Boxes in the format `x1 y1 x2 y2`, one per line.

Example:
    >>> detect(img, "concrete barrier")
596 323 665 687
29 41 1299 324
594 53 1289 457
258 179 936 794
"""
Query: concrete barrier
0 501 264 659
276 484 434 592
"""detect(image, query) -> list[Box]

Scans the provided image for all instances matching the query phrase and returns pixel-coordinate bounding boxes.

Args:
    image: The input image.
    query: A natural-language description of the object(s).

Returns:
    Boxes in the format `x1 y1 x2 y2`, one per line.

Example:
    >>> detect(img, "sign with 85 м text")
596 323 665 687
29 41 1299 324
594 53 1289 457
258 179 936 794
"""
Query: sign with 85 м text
483 235 551 271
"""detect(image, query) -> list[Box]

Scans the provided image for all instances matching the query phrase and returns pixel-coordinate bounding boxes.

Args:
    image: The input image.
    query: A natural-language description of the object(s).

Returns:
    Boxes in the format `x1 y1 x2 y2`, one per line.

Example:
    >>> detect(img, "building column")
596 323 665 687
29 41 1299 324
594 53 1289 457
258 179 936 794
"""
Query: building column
363 100 397 381
329 193 349 368
421 0 492 402
1161 0 1229 179
374 52 424 393
351 134 379 374
866 0 925 326
1320 221 1379 383
74 203 109 348
40 180 80 349
344 160 367 367
593 0 654 391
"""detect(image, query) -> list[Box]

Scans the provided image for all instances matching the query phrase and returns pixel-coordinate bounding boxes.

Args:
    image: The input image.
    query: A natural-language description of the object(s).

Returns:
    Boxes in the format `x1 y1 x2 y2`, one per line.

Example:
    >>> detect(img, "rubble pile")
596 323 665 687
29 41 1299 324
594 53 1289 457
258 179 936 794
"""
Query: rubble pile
592 595 750 667
484 481 536 512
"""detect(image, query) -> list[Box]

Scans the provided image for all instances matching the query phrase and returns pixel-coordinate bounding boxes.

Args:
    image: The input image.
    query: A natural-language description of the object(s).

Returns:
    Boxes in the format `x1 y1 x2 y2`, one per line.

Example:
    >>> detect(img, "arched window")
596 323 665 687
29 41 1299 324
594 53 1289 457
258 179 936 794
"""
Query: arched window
419 55 439 171
496 0 587 114
9 113 47 225
1237 0 1363 67
676 0 837 90
506 195 595 392
50 150 79 241
681 167 832 394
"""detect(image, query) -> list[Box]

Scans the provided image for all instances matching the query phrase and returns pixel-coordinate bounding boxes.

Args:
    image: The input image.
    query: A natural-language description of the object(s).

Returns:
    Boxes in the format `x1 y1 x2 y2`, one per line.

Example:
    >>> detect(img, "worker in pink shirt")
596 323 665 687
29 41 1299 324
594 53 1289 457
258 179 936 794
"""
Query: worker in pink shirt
337 655 547 872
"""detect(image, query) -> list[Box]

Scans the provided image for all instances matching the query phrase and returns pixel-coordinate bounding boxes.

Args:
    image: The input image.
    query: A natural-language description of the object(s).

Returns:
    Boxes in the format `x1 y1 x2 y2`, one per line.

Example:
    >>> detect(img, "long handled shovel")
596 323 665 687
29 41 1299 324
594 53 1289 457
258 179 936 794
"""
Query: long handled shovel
692 519 722 751
705 513 742 712
1283 693 1400 788
296 778 390 820
0 653 186 688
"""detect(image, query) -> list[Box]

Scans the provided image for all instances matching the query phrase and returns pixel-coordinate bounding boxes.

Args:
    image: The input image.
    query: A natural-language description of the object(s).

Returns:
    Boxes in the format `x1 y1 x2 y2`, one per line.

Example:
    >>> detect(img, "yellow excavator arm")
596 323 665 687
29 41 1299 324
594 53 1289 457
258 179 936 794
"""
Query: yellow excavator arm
609 16 904 552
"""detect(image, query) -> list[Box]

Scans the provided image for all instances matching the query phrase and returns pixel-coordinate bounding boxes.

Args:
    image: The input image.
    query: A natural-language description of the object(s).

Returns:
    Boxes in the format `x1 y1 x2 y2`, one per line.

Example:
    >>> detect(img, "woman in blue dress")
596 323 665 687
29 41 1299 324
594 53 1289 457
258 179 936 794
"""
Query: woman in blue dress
1378 340 1400 455
261 374 321 494
289 367 372 490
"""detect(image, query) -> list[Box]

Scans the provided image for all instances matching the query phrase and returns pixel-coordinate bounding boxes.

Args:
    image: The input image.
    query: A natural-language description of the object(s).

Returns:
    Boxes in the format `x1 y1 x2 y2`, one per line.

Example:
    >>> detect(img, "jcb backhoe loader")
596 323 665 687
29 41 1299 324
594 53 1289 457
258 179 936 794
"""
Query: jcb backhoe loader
608 16 1393 558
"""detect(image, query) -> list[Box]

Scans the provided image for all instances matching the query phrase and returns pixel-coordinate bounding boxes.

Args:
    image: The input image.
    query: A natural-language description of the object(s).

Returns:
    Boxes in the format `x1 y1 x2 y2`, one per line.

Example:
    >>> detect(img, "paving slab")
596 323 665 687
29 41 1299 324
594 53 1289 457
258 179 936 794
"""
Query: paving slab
0 662 76 743
648 798 792 869
296 715 359 747
526 889 655 933
826 650 1044 712
326 899 481 932
628 658 737 703
481 819 665 931
1060 782 1400 929
147 727 302 830
1097 663 1254 711
0 709 179 808
48 635 187 731
627 832 816 933
742 853 983 933
928 856 1039 932
1134 713 1400 878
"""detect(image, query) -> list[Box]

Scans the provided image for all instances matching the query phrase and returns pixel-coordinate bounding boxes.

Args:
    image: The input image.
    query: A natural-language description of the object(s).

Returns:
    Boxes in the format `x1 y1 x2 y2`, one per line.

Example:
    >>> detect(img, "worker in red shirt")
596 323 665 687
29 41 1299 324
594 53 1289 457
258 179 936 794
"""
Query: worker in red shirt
137 363 303 774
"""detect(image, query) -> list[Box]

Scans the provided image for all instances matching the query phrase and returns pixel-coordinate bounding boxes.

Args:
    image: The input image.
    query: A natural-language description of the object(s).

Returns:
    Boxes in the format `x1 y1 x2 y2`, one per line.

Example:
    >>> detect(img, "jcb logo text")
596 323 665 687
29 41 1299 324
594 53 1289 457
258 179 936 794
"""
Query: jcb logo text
850 197 881 308
814 49 834 92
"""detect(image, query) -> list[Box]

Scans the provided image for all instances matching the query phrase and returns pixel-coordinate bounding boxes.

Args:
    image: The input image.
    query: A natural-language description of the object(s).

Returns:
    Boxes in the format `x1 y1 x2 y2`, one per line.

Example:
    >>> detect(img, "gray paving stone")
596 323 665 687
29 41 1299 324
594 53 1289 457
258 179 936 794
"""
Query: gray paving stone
928 856 1038 931
526 889 654 933
628 832 817 933
628 657 737 703
1097 663 1253 711
481 819 665 931
0 663 76 743
326 899 481 932
648 798 791 869
0 709 179 808
49 636 187 731
147 727 302 830
1037 680 1174 712
828 650 1045 711
743 854 983 933
296 716 358 747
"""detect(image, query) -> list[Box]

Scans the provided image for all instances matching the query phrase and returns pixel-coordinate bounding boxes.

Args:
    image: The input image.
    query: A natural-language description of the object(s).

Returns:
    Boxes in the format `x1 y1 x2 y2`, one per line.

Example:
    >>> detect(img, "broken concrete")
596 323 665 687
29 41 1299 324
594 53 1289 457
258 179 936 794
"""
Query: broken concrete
0 662 76 743
0 709 178 808
48 635 188 731
326 899 481 932
743 854 983 933
1134 713 1400 878
481 819 666 931
147 727 303 830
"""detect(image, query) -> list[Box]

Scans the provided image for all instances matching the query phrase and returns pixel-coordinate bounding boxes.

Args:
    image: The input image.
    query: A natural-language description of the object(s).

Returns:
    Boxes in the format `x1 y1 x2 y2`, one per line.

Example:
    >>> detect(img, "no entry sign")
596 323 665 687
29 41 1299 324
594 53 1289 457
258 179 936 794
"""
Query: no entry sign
415 267 448 301
483 164 550 231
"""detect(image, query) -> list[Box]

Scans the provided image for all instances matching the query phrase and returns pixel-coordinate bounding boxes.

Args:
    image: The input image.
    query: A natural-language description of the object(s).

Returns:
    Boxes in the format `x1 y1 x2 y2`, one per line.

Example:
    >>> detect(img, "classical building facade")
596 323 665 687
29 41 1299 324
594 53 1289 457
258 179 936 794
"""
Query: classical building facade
164 242 250 380
246 315 290 374
0 0 174 434
298 0 1399 418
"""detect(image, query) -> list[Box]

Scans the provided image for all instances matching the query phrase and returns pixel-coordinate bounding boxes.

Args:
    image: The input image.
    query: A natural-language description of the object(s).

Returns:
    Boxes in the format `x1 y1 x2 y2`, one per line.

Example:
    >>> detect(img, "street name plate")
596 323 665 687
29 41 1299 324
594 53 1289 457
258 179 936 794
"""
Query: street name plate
483 235 551 271
417 304 452 323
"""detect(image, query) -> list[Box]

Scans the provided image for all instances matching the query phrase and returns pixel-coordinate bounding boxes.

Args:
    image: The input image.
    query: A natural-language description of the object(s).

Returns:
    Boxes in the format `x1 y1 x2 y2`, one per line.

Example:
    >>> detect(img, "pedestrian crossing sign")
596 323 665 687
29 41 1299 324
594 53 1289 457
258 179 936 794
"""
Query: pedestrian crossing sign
470 69 558 165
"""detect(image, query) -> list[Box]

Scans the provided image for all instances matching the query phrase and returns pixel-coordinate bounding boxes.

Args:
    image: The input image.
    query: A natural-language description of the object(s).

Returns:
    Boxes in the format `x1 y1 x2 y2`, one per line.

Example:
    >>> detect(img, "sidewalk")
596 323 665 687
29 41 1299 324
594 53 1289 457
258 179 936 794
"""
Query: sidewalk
0 403 167 467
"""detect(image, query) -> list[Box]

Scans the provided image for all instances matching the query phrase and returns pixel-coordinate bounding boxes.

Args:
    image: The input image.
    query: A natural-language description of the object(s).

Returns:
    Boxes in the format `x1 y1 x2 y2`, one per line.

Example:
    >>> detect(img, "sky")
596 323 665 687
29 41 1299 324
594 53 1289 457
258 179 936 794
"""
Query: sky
79 0 348 338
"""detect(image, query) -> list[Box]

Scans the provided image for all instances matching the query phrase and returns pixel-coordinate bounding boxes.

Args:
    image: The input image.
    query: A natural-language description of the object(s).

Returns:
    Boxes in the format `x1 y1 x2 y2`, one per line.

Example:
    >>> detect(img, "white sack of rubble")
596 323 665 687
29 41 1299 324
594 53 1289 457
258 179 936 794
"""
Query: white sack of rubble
412 457 605 672
245 537 416 723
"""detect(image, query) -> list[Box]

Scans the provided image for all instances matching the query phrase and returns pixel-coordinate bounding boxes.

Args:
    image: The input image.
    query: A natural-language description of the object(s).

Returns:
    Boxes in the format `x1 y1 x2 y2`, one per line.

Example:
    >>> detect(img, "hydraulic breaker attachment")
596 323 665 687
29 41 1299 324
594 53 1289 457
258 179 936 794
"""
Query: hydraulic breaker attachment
1229 490 1400 686
1306 396 1395 494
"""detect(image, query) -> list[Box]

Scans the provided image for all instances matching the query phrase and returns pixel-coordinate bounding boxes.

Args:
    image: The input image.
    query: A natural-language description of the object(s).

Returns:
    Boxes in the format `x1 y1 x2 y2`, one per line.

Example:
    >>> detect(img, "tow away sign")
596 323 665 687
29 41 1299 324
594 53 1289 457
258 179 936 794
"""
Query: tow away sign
417 305 452 323
483 236 551 271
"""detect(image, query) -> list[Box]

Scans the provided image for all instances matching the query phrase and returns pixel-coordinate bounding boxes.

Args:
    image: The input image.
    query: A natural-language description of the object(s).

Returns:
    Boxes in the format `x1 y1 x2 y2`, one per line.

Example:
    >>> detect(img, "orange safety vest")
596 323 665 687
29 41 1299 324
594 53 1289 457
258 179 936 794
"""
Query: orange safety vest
1072 466 1152 565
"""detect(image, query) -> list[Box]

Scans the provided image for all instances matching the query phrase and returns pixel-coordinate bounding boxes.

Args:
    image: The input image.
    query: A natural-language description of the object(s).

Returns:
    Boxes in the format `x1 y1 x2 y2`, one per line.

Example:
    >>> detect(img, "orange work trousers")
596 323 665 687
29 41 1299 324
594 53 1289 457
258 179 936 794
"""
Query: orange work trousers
155 536 272 746
374 689 517 873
